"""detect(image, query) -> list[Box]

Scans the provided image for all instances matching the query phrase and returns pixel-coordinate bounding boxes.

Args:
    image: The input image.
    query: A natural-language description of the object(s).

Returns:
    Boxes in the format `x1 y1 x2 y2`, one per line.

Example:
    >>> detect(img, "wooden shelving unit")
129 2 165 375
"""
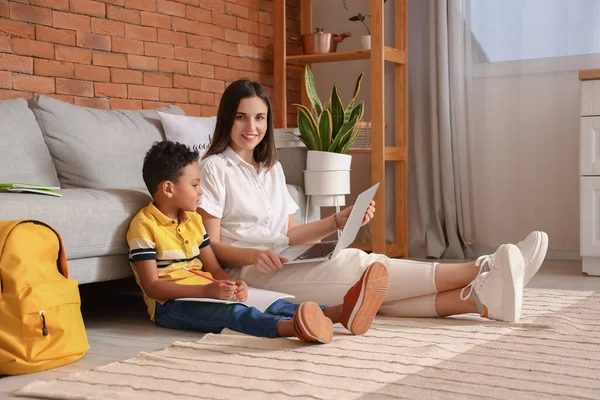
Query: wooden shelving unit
273 0 408 257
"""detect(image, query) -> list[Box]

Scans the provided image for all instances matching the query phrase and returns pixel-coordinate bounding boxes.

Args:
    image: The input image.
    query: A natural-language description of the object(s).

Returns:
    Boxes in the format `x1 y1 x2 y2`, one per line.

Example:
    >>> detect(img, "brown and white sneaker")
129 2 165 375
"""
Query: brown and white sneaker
341 262 389 335
293 302 333 344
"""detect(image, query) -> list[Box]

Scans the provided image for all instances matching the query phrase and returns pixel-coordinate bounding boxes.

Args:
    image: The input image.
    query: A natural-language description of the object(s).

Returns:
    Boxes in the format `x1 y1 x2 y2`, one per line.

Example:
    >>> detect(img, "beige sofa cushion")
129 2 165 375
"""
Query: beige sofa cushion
30 96 184 190
0 98 60 187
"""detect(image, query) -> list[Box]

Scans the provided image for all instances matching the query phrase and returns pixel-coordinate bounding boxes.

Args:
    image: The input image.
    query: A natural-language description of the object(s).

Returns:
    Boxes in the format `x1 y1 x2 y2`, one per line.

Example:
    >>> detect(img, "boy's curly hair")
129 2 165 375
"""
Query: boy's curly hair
142 141 199 196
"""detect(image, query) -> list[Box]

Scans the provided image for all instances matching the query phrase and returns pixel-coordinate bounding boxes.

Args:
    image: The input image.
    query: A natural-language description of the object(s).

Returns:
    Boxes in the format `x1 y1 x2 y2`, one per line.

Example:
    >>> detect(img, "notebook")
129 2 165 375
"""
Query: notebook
175 287 295 313
0 183 62 197
278 183 380 265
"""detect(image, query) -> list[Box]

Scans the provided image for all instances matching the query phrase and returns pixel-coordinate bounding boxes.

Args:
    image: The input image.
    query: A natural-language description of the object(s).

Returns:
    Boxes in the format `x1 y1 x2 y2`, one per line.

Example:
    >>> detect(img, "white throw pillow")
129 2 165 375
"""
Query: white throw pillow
158 111 217 156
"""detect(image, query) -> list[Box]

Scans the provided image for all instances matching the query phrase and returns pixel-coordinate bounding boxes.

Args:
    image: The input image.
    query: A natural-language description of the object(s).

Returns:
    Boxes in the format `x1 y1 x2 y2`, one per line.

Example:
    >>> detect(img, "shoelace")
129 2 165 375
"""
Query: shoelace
459 254 491 301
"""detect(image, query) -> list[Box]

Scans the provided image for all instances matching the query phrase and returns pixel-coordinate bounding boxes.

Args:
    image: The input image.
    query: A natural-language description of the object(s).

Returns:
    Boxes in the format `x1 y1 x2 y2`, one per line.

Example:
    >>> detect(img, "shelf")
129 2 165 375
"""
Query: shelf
286 47 406 66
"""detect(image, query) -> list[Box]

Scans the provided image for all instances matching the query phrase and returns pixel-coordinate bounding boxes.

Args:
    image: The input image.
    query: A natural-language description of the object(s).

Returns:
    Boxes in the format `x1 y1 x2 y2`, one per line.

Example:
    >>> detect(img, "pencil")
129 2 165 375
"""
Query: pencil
182 267 234 285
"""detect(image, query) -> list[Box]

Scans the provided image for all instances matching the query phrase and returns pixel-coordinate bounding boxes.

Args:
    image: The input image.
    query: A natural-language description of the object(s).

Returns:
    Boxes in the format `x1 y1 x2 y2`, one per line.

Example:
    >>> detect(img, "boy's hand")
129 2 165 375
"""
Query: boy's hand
234 280 248 302
205 281 236 300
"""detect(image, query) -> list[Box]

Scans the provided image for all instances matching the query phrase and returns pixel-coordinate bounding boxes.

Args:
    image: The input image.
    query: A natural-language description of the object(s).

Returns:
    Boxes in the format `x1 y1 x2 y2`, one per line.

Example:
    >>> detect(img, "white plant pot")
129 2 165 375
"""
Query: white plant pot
310 195 347 207
361 35 371 50
306 150 352 171
304 151 352 208
304 170 351 196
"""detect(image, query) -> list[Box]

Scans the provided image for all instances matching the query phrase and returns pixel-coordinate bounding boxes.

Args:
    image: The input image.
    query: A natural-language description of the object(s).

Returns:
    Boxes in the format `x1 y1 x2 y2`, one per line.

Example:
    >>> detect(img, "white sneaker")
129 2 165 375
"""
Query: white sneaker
460 244 524 322
517 231 548 285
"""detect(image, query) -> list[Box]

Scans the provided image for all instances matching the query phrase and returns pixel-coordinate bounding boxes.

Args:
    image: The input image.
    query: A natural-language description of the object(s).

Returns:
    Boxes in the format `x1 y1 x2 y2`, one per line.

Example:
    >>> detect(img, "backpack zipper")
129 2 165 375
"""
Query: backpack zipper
39 310 48 336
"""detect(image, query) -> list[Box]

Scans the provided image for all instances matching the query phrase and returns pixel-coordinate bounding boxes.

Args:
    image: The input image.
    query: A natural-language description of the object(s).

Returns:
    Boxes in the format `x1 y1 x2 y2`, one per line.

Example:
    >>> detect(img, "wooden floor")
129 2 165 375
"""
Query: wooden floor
1 260 599 399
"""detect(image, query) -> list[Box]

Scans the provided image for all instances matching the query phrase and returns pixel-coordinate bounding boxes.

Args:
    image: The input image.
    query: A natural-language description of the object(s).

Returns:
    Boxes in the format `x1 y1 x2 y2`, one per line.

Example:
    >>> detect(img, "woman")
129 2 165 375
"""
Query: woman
198 79 548 323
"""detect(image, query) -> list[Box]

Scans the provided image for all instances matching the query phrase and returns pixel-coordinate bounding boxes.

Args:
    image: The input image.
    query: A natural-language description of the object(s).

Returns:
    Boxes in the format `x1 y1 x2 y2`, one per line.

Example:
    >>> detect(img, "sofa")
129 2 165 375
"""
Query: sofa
0 95 317 285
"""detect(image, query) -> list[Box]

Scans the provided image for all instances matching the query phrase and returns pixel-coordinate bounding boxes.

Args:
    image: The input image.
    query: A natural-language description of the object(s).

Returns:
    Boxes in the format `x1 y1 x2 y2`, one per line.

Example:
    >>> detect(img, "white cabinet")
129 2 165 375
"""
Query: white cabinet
580 77 600 275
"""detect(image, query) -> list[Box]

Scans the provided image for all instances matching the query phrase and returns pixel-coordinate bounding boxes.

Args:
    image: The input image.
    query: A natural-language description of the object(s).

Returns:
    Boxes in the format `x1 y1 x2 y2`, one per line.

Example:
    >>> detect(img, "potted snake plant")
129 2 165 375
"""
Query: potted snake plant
294 65 364 207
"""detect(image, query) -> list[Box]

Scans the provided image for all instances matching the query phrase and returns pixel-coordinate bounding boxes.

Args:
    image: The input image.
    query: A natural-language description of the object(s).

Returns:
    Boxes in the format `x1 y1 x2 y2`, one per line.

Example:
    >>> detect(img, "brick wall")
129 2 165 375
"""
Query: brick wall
0 0 301 118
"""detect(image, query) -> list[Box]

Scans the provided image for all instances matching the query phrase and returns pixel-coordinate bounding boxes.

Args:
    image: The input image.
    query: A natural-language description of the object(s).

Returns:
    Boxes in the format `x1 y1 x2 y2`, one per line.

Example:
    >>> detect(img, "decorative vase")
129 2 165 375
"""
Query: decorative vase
304 151 352 207
361 35 371 50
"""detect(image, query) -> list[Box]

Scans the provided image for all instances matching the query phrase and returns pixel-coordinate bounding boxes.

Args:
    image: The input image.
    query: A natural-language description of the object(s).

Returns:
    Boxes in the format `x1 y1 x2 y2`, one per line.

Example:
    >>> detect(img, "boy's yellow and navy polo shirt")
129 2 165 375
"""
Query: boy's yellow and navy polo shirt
126 202 213 321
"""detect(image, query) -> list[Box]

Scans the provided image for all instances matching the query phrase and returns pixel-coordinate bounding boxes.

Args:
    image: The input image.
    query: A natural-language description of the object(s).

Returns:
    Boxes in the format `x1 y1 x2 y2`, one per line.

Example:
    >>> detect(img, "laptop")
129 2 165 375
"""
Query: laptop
279 183 380 265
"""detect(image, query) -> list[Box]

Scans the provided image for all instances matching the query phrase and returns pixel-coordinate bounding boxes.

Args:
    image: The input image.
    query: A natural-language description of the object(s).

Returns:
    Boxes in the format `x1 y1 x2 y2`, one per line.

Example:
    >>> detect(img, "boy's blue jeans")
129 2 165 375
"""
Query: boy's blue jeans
155 299 306 338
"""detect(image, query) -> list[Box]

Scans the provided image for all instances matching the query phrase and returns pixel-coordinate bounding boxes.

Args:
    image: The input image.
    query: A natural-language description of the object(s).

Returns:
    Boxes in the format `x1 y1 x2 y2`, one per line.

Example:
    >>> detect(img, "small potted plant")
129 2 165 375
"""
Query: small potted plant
344 0 388 50
293 65 364 207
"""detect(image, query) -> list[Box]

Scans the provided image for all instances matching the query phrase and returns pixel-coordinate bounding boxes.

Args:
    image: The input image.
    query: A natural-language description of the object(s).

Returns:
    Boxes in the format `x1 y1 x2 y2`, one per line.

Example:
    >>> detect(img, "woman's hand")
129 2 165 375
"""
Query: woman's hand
234 280 248 302
205 281 236 300
252 249 288 273
335 200 376 228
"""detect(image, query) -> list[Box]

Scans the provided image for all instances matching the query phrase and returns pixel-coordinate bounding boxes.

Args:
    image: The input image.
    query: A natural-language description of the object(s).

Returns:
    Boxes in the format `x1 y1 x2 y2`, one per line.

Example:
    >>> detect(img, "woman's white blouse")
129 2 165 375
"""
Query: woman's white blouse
199 146 299 252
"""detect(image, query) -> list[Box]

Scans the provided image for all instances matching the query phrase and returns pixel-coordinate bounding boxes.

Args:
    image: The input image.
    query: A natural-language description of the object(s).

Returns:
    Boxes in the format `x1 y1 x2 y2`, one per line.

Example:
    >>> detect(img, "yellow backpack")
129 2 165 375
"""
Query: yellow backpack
0 220 89 375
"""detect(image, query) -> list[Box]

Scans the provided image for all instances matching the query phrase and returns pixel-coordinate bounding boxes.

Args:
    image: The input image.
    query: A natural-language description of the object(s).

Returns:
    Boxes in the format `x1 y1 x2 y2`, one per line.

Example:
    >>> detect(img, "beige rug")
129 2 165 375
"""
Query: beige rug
15 289 600 400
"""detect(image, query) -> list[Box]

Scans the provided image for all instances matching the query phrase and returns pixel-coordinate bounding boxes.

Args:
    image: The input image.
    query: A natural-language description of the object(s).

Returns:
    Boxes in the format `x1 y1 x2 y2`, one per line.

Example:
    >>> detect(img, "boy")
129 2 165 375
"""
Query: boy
126 141 389 343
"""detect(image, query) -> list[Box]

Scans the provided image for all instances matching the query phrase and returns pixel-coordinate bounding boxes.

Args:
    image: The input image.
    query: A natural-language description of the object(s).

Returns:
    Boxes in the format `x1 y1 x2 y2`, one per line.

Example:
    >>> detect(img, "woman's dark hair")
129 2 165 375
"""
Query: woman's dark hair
142 141 199 196
202 79 277 168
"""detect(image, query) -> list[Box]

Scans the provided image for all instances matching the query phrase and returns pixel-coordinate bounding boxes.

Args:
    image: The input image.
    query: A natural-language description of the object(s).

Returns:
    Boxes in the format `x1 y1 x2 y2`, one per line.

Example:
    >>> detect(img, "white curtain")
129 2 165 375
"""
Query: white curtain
409 0 599 259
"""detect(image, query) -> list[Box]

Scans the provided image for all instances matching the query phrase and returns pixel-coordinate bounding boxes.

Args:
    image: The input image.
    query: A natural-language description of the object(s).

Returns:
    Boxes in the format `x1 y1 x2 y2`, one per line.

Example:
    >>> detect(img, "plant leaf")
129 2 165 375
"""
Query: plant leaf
295 104 320 151
318 109 332 150
344 100 354 123
340 127 361 154
349 100 365 123
304 65 323 115
349 16 360 21
328 114 359 153
330 85 345 139
349 73 363 107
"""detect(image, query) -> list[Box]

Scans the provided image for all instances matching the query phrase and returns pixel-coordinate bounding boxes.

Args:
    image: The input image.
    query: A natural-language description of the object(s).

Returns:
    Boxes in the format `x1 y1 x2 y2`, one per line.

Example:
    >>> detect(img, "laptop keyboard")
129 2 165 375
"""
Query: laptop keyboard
296 241 337 260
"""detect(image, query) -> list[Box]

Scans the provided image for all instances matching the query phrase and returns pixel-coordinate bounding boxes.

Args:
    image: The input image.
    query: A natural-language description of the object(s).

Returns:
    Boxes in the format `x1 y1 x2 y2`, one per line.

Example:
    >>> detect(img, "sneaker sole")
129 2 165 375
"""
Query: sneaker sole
346 262 388 335
296 302 333 344
523 231 548 286
499 244 524 322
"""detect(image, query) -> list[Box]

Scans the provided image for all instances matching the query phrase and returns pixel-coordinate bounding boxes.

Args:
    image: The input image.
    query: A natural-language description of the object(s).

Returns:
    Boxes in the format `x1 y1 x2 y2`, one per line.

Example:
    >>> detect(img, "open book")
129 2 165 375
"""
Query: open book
0 183 62 197
176 287 295 313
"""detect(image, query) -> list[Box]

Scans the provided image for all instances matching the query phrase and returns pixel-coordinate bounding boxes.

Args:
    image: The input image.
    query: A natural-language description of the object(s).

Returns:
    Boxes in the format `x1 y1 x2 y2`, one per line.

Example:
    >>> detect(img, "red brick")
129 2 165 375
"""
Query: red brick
145 42 173 58
212 12 237 30
30 0 69 11
92 50 126 67
76 31 111 51
0 18 35 38
226 2 248 19
128 54 157 71
111 37 143 55
13 73 55 93
170 0 198 6
95 0 124 6
95 81 126 97
70 0 105 17
106 5 139 24
202 51 227 67
157 0 185 17
11 38 54 59
36 25 76 45
53 11 91 32
0 1 8 17
110 97 140 108
174 46 201 62
185 5 211 23
224 28 247 45
74 95 109 108
128 84 158 100
257 10 271 25
200 105 217 115
170 17 201 35
197 22 224 39
142 100 170 109
186 34 211 49
125 24 156 41
176 102 200 116
200 78 223 93
75 63 109 81
158 28 185 46
34 58 74 77
91 18 124 36
158 58 186 74
188 89 212 105
237 18 259 35
0 52 32 73
56 77 93 96
10 3 53 25
198 0 223 13
110 67 142 83
0 89 32 100
172 73 199 90
140 11 170 29
0 35 9 52
159 87 186 102
124 0 155 11
188 61 213 78
237 44 263 59
213 40 237 56
259 24 272 38
0 70 11 88
143 71 171 87
214 66 238 82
